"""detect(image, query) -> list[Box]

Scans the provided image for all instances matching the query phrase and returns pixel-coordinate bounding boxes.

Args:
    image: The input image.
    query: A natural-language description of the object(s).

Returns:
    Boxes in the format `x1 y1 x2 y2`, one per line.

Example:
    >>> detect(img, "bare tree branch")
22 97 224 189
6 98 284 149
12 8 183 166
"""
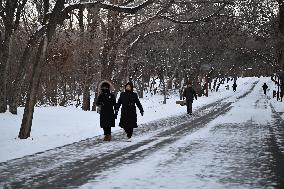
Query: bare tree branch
108 0 173 50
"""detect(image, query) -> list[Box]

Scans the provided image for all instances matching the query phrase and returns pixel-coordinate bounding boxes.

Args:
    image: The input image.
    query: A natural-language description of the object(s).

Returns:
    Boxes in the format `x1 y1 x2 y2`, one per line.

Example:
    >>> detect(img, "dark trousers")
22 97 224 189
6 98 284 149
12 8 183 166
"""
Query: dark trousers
103 127 111 135
124 127 133 138
186 101 192 114
264 90 267 95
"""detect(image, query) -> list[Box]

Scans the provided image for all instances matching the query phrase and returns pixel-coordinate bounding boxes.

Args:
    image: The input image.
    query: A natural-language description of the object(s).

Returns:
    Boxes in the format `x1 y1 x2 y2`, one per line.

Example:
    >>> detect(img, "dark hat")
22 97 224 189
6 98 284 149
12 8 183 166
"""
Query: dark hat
101 82 110 89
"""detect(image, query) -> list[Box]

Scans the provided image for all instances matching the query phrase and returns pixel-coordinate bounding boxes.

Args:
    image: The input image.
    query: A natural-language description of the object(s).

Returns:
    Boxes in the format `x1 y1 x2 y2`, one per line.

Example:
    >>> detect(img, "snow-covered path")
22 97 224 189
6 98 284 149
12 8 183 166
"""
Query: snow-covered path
80 80 284 189
0 78 284 189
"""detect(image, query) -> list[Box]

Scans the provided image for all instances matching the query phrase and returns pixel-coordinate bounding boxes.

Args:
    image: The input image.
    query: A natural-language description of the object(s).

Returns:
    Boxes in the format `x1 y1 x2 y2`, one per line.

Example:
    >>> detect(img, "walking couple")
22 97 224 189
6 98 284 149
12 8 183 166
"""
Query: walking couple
96 81 144 142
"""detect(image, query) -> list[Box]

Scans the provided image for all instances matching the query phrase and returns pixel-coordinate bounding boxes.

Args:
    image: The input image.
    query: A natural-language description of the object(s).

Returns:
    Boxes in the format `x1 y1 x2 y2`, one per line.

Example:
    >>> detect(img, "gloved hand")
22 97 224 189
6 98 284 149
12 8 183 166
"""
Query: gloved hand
140 111 144 116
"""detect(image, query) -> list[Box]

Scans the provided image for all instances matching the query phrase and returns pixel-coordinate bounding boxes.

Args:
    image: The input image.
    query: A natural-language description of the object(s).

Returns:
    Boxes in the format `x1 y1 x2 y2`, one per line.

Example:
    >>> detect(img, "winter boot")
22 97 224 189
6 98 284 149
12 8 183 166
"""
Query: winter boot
127 137 132 142
103 135 108 141
127 138 132 142
107 135 112 141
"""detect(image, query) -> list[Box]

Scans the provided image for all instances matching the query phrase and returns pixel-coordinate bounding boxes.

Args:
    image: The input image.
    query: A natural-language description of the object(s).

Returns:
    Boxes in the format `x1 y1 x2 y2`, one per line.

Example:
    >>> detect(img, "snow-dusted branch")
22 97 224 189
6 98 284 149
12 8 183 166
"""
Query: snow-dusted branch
159 3 227 24
62 0 155 16
173 0 233 4
127 26 174 51
121 0 136 6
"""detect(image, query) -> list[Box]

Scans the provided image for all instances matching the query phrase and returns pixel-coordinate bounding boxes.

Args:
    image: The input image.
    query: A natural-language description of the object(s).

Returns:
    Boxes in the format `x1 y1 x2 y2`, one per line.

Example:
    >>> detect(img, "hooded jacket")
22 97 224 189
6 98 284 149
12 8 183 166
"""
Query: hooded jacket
96 81 116 128
116 82 144 128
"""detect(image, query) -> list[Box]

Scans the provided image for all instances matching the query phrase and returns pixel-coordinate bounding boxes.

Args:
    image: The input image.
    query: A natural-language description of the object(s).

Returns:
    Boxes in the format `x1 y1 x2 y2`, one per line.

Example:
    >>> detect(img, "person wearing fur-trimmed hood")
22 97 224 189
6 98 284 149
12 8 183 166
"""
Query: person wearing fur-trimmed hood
115 82 144 141
96 80 116 141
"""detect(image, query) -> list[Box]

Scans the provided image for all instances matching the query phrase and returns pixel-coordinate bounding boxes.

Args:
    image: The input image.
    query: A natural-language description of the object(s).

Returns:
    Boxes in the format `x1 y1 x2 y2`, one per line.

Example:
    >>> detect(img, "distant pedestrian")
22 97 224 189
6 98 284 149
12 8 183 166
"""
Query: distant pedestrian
232 82 237 92
116 82 144 142
183 83 197 115
96 81 116 141
262 83 268 95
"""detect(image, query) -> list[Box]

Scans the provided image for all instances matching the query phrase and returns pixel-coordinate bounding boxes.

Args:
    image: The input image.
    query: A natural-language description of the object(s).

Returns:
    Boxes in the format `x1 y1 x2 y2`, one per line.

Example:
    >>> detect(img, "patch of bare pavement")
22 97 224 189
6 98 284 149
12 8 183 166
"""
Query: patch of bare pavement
1 80 284 189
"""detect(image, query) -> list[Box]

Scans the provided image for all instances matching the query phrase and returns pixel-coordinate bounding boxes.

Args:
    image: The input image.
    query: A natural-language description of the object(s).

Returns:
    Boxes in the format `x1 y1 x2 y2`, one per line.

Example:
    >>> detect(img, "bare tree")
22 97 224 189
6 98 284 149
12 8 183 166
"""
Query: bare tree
18 0 157 139
0 0 27 113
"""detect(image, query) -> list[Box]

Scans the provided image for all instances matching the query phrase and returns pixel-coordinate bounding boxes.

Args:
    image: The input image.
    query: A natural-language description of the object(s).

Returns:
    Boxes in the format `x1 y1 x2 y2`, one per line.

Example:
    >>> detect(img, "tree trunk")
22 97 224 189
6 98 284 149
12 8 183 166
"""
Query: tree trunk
137 77 144 98
59 79 67 106
91 91 98 111
18 37 48 139
279 0 284 71
0 34 12 113
82 84 91 111
8 94 18 115
100 5 119 81
163 79 167 104
167 79 173 90
0 0 28 113
82 67 92 111
8 26 47 115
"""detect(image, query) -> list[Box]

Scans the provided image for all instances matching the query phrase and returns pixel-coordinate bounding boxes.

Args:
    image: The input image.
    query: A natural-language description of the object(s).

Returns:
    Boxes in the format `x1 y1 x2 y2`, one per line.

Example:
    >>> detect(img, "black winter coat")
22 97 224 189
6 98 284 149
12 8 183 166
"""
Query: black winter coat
116 92 144 128
183 87 197 102
96 92 116 128
262 84 268 90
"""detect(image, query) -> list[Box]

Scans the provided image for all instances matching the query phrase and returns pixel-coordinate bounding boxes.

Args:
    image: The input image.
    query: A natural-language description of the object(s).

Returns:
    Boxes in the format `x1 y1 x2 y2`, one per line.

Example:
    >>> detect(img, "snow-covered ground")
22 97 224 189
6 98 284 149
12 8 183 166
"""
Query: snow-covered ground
0 77 282 163
0 76 284 189
79 77 283 189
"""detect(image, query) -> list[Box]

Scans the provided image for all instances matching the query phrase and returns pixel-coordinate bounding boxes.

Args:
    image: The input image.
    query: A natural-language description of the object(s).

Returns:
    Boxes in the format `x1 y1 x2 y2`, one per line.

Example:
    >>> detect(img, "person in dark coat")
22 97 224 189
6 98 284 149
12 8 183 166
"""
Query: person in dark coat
232 82 237 92
262 83 268 95
183 84 197 115
115 82 144 141
96 81 116 141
